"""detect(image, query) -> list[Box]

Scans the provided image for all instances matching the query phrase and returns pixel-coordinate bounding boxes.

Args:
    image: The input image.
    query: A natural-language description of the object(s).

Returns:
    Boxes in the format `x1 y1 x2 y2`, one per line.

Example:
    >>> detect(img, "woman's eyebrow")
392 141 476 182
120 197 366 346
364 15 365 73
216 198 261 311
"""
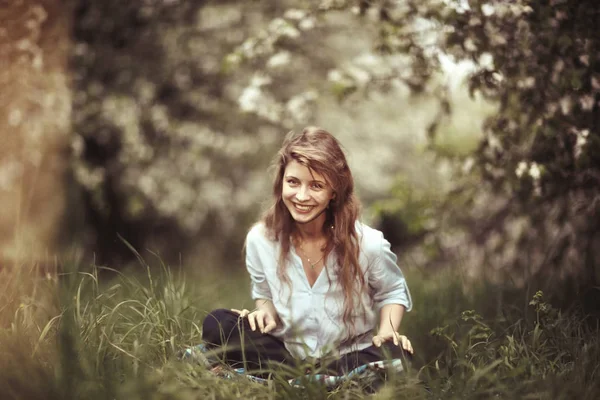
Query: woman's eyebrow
284 175 326 184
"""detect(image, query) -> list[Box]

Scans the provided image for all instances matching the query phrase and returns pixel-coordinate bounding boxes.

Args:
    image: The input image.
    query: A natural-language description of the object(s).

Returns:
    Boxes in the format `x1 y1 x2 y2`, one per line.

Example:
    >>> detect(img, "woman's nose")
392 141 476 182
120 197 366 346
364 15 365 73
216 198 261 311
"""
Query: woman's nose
295 185 310 201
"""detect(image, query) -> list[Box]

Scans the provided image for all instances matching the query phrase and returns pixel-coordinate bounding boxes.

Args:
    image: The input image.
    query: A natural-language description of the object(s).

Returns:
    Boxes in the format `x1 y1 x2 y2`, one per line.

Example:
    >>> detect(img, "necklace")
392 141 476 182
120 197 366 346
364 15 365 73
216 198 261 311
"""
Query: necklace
297 240 327 269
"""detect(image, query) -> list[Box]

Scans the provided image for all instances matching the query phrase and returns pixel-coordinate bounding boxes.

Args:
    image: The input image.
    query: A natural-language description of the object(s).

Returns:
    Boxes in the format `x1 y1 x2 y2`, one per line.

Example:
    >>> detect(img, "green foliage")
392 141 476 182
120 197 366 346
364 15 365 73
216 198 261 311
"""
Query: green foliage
372 175 441 246
424 291 600 398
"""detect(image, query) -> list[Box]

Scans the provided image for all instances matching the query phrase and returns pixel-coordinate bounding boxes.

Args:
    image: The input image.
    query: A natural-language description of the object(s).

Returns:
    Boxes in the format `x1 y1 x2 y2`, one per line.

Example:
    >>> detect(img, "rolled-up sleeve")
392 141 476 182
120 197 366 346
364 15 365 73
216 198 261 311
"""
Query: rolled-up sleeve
245 227 272 301
368 232 412 311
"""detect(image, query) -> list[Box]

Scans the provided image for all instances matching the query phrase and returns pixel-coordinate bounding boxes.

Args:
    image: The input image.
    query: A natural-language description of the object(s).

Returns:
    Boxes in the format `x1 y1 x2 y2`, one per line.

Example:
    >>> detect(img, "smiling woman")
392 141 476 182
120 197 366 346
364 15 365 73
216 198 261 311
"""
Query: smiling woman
200 127 413 378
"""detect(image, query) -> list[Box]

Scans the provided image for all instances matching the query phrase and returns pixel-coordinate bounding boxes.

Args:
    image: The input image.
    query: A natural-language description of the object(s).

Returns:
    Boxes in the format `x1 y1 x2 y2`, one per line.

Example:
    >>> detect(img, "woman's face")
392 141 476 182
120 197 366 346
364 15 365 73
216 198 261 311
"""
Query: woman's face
282 160 335 227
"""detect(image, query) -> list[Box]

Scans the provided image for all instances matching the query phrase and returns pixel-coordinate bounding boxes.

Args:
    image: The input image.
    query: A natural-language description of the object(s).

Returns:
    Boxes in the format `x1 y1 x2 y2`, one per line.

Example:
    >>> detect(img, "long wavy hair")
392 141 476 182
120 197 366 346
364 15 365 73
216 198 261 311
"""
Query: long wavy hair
262 126 365 336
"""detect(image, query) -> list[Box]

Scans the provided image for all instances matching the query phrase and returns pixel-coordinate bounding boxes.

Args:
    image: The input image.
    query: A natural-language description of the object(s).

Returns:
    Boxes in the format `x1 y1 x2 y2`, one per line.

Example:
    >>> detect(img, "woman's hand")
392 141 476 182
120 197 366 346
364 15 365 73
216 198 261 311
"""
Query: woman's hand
231 308 277 334
372 331 414 354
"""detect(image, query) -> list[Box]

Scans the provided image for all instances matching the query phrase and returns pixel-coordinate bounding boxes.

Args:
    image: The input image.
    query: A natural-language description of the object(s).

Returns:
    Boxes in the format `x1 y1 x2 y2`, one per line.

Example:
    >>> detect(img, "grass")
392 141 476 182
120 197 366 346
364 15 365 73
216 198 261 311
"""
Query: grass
1 255 599 400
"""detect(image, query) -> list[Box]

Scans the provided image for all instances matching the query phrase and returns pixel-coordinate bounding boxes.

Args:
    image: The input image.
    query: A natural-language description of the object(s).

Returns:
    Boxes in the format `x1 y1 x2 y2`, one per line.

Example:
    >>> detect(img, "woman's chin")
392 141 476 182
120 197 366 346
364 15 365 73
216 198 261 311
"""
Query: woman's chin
291 213 314 223
289 208 327 225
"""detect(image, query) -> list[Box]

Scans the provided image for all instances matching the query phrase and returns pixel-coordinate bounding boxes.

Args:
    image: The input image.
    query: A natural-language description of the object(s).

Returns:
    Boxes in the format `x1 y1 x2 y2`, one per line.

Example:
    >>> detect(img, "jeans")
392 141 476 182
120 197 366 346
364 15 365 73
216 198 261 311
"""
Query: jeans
201 308 412 376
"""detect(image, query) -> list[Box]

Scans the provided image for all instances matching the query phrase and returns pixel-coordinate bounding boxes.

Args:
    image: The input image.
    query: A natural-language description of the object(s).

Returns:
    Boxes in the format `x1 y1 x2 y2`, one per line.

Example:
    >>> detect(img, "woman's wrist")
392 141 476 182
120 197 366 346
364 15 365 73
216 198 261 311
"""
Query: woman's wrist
377 326 397 335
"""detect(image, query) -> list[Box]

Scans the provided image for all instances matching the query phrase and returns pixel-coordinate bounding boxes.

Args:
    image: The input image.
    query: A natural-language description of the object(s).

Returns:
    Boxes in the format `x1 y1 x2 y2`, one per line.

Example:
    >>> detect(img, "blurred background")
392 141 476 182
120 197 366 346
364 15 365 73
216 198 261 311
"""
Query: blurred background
1 0 599 312
2 1 600 398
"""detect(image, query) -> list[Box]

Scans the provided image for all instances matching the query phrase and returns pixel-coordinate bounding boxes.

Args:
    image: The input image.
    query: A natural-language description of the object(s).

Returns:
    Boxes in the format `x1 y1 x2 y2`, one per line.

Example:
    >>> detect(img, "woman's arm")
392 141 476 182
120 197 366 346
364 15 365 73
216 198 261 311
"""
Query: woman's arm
377 303 405 335
366 229 414 352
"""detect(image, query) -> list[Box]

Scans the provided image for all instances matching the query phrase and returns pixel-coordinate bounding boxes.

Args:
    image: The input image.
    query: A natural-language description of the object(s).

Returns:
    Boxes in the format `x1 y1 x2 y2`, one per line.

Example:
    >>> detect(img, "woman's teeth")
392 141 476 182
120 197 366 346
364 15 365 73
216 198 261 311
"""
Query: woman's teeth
294 204 313 212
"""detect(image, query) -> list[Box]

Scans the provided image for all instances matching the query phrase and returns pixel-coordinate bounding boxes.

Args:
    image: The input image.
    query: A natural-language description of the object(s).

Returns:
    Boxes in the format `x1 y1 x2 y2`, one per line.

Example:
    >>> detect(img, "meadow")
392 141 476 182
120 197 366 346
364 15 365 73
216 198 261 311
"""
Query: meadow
2 250 599 400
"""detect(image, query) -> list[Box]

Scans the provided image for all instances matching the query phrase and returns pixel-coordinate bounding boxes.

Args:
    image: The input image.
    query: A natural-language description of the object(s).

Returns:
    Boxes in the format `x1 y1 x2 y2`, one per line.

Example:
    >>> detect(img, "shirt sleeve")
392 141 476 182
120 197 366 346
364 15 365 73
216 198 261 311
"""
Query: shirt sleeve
245 226 273 301
368 232 413 312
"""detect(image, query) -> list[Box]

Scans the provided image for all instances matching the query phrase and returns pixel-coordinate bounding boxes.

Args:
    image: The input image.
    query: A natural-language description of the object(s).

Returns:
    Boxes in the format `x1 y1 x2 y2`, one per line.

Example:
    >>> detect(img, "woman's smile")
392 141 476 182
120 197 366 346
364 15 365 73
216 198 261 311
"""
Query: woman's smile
293 203 316 213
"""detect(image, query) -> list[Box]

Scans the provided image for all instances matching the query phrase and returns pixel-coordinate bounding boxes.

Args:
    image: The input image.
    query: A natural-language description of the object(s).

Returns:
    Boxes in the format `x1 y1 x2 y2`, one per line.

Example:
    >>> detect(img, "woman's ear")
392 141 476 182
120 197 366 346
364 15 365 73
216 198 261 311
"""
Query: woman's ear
328 193 336 209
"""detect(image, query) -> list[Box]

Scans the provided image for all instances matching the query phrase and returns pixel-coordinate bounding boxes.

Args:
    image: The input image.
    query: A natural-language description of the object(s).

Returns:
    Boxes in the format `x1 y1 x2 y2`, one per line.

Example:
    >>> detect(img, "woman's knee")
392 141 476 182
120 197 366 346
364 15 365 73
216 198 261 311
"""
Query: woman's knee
378 342 413 362
201 308 238 345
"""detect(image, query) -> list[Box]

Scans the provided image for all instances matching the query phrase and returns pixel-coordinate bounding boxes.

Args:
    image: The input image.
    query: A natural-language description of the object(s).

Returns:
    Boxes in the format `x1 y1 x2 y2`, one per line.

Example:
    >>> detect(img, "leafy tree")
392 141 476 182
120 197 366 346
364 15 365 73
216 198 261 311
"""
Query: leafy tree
70 0 300 264
345 0 600 302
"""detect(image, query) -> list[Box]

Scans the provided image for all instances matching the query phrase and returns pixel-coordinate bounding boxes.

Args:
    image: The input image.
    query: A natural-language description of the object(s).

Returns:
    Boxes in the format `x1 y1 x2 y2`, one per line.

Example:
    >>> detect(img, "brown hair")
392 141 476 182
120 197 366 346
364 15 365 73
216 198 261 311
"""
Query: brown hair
261 126 365 336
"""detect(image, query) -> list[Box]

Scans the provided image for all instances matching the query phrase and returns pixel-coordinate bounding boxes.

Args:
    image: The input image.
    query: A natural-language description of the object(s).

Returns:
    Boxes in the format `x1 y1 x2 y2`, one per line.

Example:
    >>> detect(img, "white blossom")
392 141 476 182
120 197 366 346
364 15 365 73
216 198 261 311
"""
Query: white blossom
528 162 540 180
138 174 157 196
481 3 495 16
462 157 475 174
517 76 535 89
515 161 528 178
250 73 272 87
488 134 502 151
327 69 345 83
71 135 84 157
74 165 105 191
224 52 242 69
355 53 380 69
238 86 262 113
580 95 595 111
345 65 371 85
299 17 316 31
574 129 589 159
559 96 572 114
267 51 291 69
285 90 318 124
478 52 494 69
238 79 283 123
268 18 300 38
284 9 307 20
464 38 477 52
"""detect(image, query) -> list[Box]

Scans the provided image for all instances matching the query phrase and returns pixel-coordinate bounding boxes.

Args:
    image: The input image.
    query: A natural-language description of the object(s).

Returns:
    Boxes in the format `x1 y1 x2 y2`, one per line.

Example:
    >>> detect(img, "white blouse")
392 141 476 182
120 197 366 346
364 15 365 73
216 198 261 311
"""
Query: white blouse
245 221 412 360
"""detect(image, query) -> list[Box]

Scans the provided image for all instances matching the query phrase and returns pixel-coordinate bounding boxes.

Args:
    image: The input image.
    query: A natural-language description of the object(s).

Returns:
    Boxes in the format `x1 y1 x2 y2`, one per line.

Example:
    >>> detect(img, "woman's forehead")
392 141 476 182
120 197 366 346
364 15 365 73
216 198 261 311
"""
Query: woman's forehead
284 160 327 182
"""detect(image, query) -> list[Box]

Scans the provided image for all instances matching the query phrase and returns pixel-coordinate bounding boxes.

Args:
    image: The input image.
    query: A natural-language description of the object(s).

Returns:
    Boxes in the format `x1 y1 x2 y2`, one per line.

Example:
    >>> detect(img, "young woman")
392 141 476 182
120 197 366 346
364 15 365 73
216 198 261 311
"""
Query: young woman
201 127 413 376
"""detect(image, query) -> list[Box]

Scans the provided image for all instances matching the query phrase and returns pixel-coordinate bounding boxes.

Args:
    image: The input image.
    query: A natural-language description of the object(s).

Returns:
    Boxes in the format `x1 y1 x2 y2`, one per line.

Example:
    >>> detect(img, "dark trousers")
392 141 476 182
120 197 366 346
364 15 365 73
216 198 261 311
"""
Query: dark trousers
201 308 411 376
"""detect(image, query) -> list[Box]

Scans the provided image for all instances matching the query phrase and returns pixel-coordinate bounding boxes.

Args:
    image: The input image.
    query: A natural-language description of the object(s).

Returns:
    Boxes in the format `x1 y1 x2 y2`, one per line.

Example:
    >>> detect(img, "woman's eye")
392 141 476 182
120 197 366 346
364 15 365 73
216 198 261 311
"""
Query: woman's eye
312 183 323 190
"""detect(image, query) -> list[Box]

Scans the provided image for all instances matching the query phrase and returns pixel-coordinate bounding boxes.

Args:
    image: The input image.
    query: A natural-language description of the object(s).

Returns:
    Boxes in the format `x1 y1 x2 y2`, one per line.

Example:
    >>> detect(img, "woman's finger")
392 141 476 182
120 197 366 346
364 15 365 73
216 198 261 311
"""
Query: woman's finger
256 311 266 333
247 313 256 331
372 335 382 347
231 308 250 318
263 320 276 334
400 336 414 354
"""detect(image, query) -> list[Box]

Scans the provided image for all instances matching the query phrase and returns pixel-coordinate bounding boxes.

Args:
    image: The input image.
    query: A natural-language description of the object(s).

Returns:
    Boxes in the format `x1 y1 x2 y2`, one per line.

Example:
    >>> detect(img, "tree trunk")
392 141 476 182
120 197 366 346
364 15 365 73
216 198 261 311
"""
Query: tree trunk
0 0 71 269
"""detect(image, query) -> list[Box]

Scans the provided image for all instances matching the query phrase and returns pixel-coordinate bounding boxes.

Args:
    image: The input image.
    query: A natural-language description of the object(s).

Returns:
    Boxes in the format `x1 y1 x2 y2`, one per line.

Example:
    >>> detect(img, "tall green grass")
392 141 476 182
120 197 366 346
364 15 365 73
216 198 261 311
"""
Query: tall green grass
1 257 599 399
